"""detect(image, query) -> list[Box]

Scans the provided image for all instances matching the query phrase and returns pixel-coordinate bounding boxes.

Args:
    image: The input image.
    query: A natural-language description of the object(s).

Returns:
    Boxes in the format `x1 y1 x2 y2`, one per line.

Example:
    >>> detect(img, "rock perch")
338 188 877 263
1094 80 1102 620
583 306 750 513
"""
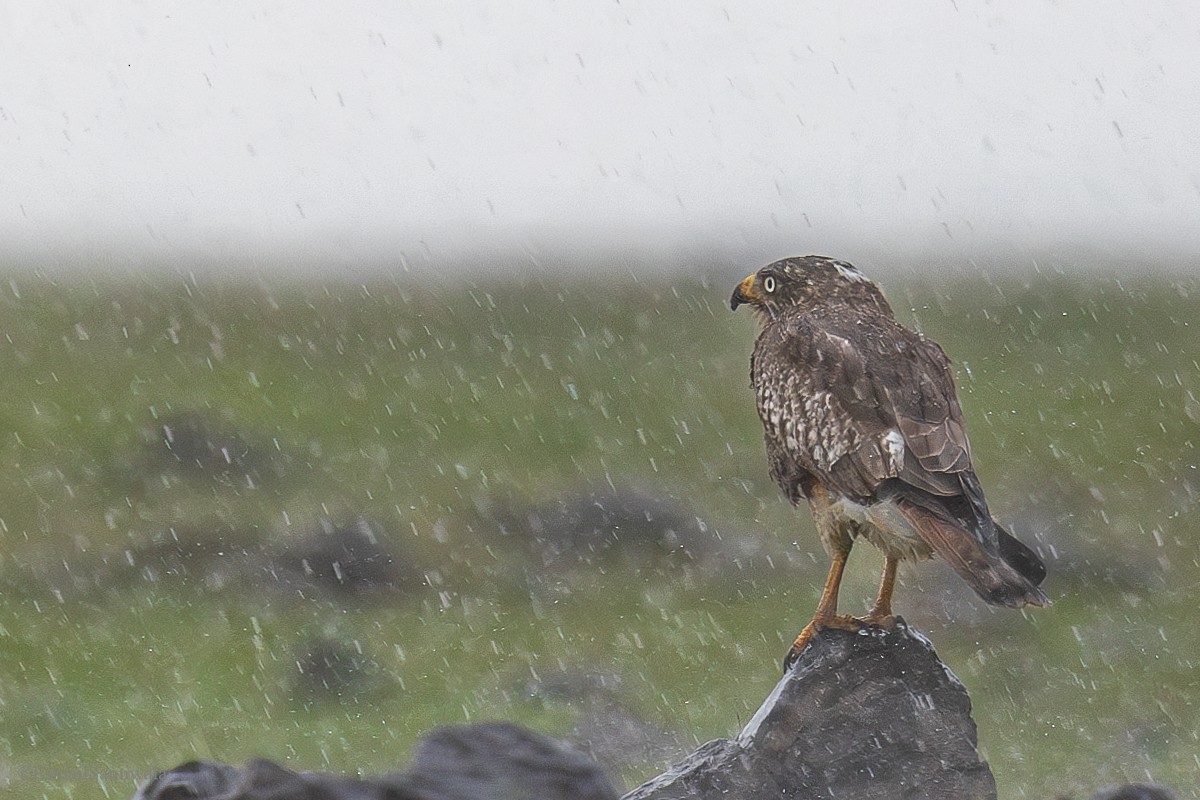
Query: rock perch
623 620 996 800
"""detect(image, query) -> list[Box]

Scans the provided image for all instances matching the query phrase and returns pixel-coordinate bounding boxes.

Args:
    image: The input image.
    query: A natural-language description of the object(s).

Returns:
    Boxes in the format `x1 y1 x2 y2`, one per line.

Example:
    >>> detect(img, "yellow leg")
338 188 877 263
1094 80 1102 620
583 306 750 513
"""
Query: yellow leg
784 552 905 671
863 555 899 626
784 547 863 670
784 484 903 671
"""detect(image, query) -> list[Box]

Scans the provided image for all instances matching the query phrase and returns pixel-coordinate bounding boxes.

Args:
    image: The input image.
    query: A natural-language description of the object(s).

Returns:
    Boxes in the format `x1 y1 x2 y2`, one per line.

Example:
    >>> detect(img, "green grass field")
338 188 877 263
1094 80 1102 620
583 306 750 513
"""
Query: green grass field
1 268 1197 799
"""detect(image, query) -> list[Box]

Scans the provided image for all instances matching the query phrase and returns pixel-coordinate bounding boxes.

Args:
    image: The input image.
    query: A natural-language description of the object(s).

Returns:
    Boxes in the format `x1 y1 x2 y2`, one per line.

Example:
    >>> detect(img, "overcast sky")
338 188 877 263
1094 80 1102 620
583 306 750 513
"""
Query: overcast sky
4 1 1199 275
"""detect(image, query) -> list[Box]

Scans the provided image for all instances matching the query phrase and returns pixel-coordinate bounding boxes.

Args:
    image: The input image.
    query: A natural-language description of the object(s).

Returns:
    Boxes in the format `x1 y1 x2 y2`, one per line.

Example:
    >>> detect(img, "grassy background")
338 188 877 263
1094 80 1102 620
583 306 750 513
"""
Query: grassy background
0 268 1197 799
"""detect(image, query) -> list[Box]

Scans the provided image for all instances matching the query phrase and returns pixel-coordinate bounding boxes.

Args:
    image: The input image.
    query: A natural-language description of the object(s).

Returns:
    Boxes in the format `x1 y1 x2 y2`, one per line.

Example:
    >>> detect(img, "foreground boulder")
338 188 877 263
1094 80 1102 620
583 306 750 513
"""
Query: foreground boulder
133 722 617 800
623 621 996 800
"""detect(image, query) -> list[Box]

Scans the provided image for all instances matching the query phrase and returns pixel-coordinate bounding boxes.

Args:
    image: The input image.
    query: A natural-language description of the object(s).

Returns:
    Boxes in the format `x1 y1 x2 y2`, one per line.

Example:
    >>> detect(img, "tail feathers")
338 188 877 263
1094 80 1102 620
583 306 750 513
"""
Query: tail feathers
897 500 1051 609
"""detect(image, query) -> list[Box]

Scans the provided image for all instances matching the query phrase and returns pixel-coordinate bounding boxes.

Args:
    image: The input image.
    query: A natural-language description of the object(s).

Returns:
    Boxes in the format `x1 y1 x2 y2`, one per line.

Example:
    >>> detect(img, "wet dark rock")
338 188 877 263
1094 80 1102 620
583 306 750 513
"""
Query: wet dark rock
135 758 397 800
623 621 996 800
135 760 245 800
133 722 618 800
1089 783 1178 800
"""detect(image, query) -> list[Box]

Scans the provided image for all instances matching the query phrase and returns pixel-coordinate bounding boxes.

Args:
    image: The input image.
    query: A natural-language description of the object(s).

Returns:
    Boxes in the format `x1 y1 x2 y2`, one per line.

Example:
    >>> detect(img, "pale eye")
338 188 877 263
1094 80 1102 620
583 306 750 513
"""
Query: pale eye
763 275 776 293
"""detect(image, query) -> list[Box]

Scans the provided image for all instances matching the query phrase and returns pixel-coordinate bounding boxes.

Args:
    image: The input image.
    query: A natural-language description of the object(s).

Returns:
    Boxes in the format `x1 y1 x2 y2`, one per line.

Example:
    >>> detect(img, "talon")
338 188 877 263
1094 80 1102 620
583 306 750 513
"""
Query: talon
783 646 802 672
783 624 817 671
782 614 866 672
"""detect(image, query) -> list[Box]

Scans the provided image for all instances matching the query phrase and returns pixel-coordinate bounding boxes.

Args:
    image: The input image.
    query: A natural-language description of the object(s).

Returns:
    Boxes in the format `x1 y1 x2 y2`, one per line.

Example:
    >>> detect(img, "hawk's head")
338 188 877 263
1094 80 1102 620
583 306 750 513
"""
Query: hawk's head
730 255 892 320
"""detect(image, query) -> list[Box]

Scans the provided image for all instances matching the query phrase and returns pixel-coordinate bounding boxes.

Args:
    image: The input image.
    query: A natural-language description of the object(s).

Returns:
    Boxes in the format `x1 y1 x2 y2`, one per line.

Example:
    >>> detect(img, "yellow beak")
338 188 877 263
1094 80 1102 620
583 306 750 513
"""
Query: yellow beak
730 273 760 310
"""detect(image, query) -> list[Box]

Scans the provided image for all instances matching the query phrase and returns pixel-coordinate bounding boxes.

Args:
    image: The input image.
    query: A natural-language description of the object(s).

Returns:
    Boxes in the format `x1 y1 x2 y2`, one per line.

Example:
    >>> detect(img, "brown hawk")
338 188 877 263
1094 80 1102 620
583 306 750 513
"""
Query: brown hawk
731 256 1049 670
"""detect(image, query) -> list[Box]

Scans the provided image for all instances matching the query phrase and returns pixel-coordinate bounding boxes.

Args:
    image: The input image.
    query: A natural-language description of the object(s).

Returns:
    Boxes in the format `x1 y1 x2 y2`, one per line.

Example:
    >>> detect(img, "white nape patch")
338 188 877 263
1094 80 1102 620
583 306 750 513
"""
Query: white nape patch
882 429 905 472
832 260 869 283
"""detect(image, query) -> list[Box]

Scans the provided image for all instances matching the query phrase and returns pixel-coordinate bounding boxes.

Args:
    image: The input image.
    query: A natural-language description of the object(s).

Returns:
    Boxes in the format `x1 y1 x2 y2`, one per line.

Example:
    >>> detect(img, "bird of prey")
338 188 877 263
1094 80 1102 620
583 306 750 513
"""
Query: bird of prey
730 256 1049 670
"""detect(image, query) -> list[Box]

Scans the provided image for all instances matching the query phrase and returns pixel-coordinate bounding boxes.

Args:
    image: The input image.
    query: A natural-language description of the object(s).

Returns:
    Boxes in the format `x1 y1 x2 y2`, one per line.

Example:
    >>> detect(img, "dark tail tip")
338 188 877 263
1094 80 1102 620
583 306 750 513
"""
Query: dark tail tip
983 578 1052 609
996 523 1048 587
1020 585 1053 608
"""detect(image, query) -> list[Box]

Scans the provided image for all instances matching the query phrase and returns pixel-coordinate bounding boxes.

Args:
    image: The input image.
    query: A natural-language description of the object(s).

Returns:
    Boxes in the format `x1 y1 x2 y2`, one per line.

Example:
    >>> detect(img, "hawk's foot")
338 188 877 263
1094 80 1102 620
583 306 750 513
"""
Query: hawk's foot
783 614 864 672
857 611 897 629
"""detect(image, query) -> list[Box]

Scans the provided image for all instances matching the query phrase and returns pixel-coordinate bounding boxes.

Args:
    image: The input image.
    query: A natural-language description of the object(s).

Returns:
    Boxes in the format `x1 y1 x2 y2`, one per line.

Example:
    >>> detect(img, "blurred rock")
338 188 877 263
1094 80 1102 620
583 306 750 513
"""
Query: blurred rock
623 621 996 800
1002 474 1164 597
467 484 775 602
289 636 383 701
57 517 425 606
524 669 627 704
406 722 618 800
492 485 721 565
898 472 1162 640
1090 783 1178 800
44 524 269 599
133 722 618 800
139 411 293 488
158 413 252 472
521 670 682 779
275 517 426 599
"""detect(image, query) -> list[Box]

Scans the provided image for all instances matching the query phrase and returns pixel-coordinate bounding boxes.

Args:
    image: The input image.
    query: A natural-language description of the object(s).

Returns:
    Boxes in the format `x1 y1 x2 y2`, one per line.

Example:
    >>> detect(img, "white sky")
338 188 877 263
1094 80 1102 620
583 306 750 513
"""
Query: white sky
4 1 1199 275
